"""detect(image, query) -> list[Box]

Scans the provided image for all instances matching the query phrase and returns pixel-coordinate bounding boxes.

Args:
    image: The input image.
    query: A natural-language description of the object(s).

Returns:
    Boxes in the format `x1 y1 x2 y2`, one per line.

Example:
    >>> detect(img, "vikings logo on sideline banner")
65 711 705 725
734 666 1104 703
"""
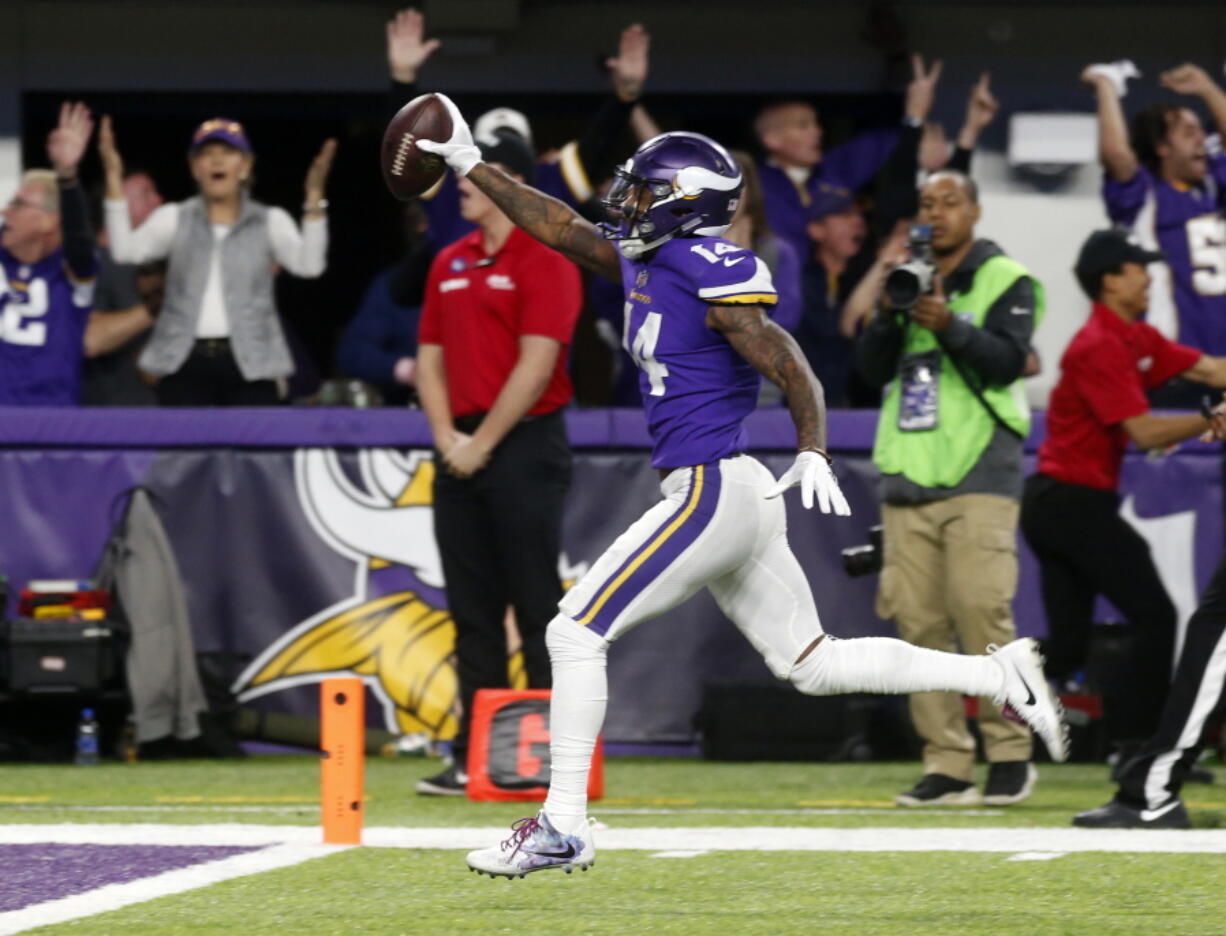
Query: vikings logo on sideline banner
231 449 587 738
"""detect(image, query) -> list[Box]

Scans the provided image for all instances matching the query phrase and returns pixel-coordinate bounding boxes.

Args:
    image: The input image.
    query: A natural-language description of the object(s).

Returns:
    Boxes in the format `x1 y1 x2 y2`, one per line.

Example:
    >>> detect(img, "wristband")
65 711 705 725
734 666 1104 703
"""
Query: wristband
304 199 329 212
1201 395 1218 421
800 446 833 465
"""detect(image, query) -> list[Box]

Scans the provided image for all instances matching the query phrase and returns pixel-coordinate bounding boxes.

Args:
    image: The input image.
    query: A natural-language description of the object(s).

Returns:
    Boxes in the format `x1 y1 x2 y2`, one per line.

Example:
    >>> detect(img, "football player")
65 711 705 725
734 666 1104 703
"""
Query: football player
418 95 1069 878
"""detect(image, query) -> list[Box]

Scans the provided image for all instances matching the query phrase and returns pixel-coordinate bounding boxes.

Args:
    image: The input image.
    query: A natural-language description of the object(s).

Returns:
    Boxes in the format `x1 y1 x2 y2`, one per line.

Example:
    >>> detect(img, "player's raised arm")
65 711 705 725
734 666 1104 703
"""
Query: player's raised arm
418 94 621 282
706 303 850 515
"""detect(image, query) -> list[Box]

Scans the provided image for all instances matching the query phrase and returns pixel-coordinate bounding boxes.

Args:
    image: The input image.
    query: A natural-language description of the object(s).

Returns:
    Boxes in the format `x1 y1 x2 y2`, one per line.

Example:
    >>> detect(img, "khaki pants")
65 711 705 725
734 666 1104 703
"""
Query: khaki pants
877 494 1032 780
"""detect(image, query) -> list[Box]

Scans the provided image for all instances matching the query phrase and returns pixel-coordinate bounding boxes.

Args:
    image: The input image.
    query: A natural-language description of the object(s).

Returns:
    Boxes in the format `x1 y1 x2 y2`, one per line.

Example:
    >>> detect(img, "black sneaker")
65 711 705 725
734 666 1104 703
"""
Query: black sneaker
983 761 1038 806
895 773 981 807
416 765 468 797
1072 797 1191 829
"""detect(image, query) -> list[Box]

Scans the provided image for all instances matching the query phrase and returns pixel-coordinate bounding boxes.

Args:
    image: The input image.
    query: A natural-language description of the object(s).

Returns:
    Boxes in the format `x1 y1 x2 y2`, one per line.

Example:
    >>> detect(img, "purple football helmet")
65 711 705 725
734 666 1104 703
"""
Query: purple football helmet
601 131 743 259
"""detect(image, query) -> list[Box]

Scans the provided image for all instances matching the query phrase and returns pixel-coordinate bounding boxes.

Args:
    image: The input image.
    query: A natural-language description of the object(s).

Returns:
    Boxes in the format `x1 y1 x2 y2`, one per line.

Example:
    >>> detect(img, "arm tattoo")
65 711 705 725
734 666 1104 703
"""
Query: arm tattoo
706 304 827 451
467 164 621 282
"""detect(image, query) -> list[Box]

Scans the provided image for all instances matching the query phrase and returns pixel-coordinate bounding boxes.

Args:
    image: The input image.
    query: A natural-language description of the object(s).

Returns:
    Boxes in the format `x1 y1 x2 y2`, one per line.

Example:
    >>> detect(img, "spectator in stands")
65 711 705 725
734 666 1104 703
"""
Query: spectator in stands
841 73 1000 346
726 151 802 337
386 8 650 245
414 130 582 796
81 171 165 406
855 171 1044 807
795 188 869 408
1086 60 1226 405
337 205 431 406
0 103 111 406
1022 229 1226 763
754 54 942 264
101 116 334 405
725 151 803 406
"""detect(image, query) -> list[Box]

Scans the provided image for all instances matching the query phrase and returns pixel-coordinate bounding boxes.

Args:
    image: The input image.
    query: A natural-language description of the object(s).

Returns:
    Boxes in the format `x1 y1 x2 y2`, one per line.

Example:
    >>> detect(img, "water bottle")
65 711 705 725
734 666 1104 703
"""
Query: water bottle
74 708 100 766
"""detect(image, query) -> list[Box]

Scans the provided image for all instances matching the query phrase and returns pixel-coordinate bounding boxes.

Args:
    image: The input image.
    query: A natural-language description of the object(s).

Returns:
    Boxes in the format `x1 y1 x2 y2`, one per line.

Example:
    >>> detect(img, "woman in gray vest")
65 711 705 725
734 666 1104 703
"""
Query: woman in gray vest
100 116 335 405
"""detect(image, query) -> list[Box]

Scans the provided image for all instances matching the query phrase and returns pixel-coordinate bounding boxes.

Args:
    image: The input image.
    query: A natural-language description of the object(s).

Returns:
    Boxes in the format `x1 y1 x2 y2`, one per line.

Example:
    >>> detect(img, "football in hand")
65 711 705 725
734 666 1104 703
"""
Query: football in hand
380 93 452 201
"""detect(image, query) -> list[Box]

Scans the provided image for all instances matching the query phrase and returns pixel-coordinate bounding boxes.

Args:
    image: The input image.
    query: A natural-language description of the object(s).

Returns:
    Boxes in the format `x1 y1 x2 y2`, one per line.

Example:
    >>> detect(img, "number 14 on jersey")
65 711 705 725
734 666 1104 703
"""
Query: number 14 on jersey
623 302 669 396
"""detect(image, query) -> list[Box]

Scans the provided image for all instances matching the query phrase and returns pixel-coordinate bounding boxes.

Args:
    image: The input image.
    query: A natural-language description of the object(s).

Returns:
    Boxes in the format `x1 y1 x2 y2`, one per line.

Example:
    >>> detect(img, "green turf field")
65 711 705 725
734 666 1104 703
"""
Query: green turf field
4 756 1226 935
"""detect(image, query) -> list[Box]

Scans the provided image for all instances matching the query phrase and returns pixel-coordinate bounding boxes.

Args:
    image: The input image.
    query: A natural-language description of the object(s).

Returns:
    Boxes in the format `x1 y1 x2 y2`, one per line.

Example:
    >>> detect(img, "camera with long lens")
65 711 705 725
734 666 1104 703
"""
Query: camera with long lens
840 525 884 578
883 223 937 311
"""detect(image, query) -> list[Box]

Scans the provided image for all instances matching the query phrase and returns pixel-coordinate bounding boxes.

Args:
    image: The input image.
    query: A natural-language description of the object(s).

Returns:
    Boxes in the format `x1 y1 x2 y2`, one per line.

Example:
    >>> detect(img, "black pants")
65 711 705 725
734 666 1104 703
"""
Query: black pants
1117 555 1226 808
156 339 281 406
1021 473 1176 744
434 410 571 762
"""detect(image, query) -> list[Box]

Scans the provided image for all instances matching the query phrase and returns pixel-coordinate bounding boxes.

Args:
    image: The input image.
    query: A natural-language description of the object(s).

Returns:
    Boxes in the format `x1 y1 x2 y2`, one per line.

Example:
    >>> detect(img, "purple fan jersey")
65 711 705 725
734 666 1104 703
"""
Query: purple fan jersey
0 247 95 405
618 236 778 469
758 128 899 264
1103 159 1226 353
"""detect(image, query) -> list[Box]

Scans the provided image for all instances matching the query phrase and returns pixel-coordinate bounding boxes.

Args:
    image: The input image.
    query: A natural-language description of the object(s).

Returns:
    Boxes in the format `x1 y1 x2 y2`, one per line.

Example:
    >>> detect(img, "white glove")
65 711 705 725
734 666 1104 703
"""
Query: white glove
765 451 852 516
1085 60 1141 97
415 92 482 177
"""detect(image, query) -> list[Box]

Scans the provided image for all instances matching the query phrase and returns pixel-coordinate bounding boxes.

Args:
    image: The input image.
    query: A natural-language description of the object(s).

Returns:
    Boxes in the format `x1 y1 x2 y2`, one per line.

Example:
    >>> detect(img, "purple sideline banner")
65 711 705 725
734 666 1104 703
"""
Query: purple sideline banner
0 406 1219 744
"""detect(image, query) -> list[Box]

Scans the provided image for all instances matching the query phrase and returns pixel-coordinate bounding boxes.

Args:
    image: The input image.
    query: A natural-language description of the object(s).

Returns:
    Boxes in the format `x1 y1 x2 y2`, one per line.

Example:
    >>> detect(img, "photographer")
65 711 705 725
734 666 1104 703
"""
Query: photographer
854 170 1044 807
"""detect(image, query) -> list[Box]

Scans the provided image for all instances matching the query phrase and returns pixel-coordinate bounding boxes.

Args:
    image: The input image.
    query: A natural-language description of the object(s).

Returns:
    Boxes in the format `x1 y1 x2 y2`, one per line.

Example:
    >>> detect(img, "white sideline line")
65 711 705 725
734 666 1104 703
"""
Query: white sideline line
0 805 310 814
5 823 1226 854
1007 852 1067 861
0 842 342 936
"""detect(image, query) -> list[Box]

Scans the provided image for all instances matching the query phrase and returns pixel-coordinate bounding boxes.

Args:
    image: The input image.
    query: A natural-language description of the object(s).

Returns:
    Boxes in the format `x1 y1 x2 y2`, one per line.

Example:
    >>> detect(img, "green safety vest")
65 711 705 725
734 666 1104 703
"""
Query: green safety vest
872 254 1045 489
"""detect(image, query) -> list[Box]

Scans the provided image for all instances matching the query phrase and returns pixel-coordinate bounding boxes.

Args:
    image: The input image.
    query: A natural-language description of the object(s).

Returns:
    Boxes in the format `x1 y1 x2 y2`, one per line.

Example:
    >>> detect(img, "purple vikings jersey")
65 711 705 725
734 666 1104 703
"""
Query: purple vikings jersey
0 247 95 405
1103 159 1226 353
618 236 778 469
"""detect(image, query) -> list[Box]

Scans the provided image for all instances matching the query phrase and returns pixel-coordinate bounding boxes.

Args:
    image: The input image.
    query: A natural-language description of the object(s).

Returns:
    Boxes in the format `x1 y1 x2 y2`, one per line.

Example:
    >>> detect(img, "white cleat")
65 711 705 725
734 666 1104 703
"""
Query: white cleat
466 812 595 879
990 639 1070 763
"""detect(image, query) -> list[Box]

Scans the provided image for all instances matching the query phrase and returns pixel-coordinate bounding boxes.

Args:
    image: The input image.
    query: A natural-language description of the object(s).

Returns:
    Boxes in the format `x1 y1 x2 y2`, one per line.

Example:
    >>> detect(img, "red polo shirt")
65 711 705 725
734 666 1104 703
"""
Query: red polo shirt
418 226 582 419
1038 303 1201 491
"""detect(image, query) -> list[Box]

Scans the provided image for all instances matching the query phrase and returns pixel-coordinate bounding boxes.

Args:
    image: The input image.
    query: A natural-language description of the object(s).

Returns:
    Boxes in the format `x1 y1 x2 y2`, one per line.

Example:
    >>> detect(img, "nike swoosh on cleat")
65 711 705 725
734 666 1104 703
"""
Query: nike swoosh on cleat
528 842 578 860
1140 801 1181 823
1015 669 1037 706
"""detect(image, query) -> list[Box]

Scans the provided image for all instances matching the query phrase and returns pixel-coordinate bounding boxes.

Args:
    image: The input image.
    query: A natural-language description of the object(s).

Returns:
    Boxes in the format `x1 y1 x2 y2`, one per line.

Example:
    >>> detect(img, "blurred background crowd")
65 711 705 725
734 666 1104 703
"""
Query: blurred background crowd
2 1 1221 415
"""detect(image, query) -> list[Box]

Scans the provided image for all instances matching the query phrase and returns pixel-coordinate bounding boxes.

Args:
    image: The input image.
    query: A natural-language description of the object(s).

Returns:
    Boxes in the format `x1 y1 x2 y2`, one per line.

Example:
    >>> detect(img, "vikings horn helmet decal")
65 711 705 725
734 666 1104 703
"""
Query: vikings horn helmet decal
600 131 743 259
232 449 586 736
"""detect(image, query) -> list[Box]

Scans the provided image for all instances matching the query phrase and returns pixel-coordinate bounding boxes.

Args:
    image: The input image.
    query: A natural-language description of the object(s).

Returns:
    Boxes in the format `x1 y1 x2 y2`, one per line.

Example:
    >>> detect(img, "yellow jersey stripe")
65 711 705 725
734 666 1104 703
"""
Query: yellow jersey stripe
578 465 705 627
710 293 778 305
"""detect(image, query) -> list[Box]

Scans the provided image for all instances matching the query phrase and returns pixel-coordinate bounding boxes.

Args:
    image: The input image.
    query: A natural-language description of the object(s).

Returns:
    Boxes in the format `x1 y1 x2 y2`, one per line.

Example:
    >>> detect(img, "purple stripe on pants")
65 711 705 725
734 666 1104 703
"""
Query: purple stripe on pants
585 462 723 637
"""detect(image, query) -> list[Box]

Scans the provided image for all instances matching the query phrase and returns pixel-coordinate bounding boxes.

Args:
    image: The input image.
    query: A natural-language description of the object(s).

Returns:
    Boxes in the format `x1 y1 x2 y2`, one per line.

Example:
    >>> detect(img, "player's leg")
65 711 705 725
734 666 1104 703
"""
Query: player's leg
544 461 746 825
707 459 1067 763
467 460 748 876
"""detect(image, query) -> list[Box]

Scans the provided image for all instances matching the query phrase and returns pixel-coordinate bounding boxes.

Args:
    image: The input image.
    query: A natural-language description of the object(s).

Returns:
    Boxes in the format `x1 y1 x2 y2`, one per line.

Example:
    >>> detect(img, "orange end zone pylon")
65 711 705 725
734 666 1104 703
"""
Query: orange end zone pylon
320 677 365 845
